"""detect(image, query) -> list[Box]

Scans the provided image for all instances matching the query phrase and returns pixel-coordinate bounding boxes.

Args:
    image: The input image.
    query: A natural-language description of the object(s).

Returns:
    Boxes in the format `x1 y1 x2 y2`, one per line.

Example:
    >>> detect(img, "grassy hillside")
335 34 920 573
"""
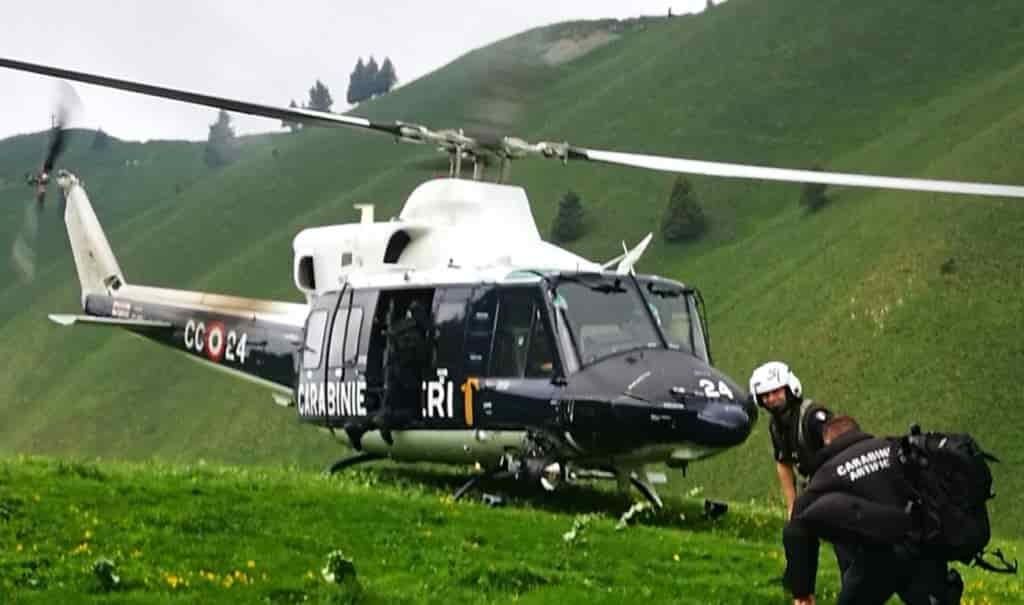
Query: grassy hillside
1 0 1024 539
2 456 1021 604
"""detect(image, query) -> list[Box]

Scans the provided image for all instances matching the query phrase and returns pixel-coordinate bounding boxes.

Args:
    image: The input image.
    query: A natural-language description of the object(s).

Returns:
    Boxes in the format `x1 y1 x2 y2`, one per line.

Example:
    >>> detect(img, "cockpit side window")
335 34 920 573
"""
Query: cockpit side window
524 306 555 378
488 288 556 378
490 289 535 377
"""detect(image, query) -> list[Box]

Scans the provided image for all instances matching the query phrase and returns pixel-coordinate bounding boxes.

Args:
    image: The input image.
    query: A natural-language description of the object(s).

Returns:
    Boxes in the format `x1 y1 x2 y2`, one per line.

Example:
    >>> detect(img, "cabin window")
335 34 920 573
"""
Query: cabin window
303 310 328 369
344 308 363 365
341 252 353 267
465 288 497 375
329 307 363 368
434 288 470 373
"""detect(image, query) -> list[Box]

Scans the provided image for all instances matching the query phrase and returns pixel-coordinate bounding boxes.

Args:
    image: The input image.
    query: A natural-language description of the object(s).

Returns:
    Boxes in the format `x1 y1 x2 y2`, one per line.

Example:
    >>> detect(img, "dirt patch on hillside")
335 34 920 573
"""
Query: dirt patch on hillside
541 29 620 65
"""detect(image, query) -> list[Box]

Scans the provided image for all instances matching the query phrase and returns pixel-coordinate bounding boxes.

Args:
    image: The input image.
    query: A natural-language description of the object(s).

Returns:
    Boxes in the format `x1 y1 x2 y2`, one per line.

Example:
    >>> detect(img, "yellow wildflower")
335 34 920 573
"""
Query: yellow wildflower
70 542 91 555
16 544 23 552
247 560 255 568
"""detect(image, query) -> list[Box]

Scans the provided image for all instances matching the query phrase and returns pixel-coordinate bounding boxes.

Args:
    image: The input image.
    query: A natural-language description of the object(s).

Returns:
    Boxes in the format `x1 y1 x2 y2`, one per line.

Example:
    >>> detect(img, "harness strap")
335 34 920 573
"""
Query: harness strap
796 398 815 451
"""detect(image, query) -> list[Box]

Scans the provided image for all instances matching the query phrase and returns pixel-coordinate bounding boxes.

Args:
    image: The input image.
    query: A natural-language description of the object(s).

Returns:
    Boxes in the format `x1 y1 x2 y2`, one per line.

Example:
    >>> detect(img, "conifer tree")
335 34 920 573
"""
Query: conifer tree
661 177 707 241
307 80 334 113
377 57 398 95
550 190 586 243
365 57 380 97
347 58 366 104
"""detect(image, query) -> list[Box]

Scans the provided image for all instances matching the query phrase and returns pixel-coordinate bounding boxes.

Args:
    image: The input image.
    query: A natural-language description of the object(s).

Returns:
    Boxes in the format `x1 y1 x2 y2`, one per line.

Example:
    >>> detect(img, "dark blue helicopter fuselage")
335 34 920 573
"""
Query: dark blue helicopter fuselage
82 271 755 470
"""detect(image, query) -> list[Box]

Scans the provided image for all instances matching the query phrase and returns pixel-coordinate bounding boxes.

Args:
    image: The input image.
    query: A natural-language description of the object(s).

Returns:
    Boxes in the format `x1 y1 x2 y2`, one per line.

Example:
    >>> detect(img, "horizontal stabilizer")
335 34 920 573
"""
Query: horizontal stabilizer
48 314 172 329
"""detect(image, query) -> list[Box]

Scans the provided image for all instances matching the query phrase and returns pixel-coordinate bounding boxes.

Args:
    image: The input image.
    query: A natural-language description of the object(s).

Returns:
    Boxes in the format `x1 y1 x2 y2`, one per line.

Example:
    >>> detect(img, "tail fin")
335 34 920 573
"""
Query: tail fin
57 171 125 306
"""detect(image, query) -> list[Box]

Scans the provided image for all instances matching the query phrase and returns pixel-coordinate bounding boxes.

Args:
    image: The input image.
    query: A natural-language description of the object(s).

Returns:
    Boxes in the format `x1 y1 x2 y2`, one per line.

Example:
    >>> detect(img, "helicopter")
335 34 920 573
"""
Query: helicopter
4 56 1024 509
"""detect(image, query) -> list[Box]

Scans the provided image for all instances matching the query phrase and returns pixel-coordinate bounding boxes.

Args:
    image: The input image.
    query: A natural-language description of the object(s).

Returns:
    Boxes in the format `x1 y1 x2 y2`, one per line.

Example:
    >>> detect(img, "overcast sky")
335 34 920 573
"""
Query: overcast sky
0 1 714 142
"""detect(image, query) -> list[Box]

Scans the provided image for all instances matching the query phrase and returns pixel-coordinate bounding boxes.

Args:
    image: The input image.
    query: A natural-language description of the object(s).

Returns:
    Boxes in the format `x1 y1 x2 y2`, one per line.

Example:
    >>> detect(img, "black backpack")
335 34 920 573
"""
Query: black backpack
896 426 1017 573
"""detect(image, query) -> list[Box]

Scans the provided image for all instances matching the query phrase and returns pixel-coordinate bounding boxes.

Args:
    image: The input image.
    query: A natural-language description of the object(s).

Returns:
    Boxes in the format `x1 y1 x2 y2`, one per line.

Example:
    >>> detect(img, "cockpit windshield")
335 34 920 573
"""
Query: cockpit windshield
639 277 710 362
549 273 711 368
552 275 661 365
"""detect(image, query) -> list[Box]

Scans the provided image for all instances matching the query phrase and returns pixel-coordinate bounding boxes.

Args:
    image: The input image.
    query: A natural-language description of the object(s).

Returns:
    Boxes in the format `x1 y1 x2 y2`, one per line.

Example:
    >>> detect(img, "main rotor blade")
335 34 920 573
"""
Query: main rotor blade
0 56 401 136
569 147 1024 199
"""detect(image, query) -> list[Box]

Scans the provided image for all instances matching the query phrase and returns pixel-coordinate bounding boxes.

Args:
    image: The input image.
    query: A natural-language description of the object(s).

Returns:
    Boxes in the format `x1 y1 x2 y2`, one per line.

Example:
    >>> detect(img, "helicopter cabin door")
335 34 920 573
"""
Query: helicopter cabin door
427 286 473 426
296 289 345 425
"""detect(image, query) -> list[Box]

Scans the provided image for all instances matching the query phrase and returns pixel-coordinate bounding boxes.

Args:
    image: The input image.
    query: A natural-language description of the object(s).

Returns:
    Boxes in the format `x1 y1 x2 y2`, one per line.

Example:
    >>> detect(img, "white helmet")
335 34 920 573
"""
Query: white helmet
749 361 802 406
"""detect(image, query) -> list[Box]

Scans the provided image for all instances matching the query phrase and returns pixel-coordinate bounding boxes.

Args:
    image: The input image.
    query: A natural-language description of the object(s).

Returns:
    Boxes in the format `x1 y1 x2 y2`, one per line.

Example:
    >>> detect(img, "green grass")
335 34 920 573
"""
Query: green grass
2 456 1021 604
1 0 1024 543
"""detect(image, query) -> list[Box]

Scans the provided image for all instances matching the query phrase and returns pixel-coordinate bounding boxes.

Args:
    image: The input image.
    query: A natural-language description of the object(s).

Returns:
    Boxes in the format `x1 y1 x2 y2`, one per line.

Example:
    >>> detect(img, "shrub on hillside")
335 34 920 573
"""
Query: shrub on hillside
661 176 707 242
799 166 830 212
91 129 112 151
204 110 238 169
92 558 120 591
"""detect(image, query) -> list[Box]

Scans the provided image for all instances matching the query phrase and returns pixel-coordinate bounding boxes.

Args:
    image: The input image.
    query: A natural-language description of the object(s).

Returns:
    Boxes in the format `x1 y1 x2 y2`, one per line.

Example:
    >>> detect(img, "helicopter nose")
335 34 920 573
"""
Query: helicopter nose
695 401 756 447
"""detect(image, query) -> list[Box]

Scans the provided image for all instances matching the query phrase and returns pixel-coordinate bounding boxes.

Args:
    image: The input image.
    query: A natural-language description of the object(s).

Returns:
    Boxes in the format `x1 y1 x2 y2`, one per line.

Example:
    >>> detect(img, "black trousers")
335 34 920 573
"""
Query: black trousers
836 544 962 605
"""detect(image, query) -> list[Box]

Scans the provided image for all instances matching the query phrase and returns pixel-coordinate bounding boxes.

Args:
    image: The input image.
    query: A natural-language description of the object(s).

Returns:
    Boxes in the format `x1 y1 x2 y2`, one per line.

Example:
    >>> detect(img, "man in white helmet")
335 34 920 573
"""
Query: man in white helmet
749 361 833 518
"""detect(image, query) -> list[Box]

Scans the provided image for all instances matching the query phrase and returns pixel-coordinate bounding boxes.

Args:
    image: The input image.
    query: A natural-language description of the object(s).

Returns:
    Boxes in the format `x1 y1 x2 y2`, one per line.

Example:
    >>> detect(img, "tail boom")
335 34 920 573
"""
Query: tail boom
53 170 306 397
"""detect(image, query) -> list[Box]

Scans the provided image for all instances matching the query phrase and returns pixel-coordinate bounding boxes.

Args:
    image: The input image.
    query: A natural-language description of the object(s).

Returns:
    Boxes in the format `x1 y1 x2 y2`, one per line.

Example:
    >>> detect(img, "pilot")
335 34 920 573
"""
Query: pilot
749 361 832 518
373 299 432 445
783 415 964 605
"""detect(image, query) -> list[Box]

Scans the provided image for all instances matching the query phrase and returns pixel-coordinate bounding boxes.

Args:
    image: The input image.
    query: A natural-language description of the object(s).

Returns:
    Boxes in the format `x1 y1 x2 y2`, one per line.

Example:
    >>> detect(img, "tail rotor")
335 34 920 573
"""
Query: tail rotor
12 81 82 282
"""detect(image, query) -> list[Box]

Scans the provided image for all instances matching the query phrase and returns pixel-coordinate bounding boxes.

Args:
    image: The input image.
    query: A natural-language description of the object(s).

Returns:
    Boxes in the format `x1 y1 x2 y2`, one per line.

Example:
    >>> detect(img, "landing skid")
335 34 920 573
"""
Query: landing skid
452 469 512 501
324 452 384 475
628 472 664 510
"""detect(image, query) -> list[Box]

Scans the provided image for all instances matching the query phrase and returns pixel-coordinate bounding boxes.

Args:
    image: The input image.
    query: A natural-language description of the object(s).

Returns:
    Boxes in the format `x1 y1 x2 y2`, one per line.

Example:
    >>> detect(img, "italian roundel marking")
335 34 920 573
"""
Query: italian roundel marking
206 321 226 362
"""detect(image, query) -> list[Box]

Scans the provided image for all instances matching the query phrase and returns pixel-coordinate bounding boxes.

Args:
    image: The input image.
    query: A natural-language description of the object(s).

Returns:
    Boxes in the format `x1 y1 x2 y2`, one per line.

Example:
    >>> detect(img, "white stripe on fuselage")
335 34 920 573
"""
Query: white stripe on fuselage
116 284 308 327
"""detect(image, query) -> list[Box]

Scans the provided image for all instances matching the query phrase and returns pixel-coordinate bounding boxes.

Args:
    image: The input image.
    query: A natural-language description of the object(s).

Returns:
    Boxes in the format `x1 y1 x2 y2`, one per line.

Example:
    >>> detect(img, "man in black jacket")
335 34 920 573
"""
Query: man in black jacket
783 415 963 605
